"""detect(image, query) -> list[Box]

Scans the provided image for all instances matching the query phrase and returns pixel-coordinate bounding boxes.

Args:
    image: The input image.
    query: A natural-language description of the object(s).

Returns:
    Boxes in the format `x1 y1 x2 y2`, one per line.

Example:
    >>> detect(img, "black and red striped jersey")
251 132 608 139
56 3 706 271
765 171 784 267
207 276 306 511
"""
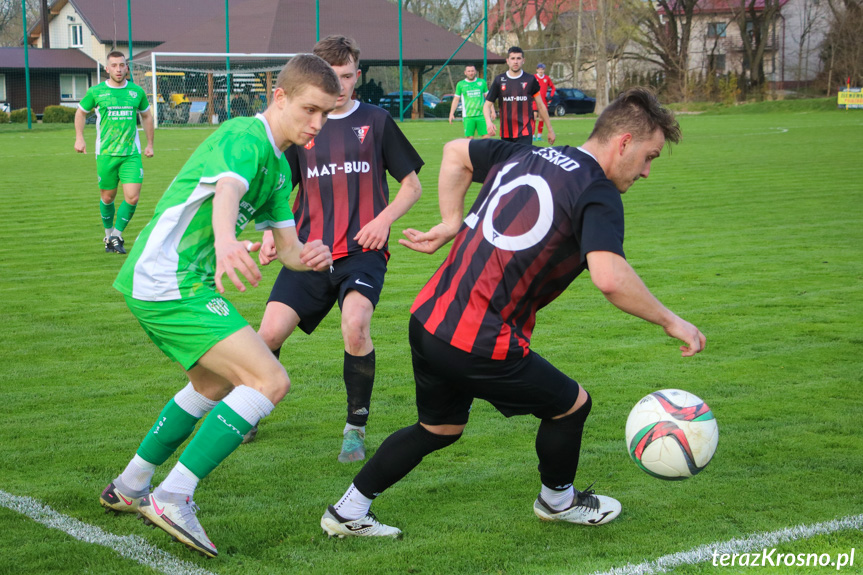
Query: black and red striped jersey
287 101 424 260
411 139 626 360
486 71 540 139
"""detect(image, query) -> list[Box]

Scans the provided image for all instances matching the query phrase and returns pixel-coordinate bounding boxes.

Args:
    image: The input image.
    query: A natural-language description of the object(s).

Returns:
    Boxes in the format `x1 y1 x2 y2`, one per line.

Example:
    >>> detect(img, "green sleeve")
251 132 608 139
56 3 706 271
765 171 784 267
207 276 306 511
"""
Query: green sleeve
79 88 95 112
199 137 261 191
138 92 151 111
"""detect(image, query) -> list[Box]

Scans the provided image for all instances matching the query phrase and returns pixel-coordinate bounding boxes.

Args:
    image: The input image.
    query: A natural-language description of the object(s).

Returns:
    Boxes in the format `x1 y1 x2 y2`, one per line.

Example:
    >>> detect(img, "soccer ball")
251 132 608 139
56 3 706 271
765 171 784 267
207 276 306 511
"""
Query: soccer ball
625 389 718 480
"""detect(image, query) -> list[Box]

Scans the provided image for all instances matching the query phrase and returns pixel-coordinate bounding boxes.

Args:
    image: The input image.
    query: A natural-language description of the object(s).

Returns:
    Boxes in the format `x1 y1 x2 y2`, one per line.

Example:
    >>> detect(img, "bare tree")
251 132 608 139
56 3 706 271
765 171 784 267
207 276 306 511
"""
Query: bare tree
628 0 703 100
821 0 863 89
0 0 39 47
790 0 827 84
728 0 783 97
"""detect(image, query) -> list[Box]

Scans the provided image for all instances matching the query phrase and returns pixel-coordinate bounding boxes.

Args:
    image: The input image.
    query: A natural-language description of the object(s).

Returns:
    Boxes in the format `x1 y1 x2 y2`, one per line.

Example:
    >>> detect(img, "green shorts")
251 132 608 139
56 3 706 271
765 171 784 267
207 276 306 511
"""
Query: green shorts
124 292 248 370
463 116 488 138
97 154 143 190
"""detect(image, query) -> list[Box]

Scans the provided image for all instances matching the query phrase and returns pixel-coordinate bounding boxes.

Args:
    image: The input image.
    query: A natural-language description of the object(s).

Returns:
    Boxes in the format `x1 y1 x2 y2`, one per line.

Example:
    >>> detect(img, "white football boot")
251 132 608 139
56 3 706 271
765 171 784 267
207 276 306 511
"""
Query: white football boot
321 505 402 538
533 486 621 526
138 487 218 557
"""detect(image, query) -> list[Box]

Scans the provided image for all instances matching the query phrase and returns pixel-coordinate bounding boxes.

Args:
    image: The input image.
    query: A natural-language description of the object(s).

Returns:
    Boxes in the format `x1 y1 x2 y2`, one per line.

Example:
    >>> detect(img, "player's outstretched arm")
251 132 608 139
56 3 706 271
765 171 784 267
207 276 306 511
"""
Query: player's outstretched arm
74 108 88 153
586 250 706 357
355 171 422 251
400 139 472 254
212 177 262 293
272 226 332 272
140 109 155 157
449 95 460 124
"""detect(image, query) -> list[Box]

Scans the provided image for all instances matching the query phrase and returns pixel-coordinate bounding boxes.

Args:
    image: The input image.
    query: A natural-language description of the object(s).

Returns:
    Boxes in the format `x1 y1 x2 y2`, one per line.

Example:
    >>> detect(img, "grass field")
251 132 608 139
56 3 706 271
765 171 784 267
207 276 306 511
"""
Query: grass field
1 101 862 575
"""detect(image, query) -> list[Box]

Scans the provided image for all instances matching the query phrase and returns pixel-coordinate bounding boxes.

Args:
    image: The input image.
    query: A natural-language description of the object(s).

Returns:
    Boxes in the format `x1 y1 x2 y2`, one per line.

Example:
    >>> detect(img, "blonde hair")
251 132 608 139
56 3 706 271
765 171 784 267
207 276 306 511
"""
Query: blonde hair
275 54 340 100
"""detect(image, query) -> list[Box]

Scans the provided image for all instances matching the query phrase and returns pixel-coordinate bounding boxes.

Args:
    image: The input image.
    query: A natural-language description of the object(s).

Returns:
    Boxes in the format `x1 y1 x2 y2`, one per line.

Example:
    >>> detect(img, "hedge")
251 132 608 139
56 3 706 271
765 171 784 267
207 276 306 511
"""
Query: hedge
42 105 77 123
10 108 36 123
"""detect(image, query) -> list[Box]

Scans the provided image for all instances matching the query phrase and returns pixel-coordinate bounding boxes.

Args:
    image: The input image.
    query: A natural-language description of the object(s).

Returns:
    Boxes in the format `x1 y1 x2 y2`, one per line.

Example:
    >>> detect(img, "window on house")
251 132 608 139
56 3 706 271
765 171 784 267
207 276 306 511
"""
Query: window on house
0 74 6 101
707 22 727 38
708 54 726 72
60 74 88 100
70 24 83 47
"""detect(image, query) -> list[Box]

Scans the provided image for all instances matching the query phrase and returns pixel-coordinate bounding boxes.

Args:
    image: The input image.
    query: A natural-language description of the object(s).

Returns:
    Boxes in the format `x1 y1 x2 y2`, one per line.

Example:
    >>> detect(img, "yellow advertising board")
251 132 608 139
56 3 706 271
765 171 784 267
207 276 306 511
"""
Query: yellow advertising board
838 89 863 109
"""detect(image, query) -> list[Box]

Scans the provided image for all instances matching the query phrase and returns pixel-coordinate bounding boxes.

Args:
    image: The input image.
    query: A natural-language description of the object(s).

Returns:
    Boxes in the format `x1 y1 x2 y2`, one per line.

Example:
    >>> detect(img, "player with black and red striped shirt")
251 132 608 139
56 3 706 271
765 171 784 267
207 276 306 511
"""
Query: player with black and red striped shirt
484 46 555 146
322 88 706 538
255 36 424 462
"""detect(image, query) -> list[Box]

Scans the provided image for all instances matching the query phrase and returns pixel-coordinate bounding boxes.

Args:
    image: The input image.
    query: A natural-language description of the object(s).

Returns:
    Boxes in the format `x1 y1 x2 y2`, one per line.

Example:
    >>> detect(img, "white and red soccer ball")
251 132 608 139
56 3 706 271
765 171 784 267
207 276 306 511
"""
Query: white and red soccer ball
625 389 718 480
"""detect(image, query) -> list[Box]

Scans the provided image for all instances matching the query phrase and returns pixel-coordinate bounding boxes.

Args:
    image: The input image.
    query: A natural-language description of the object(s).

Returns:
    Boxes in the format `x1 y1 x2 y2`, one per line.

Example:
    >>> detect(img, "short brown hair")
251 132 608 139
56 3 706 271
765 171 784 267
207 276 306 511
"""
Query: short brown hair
589 87 681 146
106 51 126 64
313 35 361 67
275 54 341 100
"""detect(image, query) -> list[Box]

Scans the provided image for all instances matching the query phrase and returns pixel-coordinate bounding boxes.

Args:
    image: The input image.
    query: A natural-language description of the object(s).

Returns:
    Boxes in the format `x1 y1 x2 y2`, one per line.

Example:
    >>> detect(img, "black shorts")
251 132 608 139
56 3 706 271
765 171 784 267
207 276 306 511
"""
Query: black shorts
409 316 581 425
267 250 387 334
502 135 534 146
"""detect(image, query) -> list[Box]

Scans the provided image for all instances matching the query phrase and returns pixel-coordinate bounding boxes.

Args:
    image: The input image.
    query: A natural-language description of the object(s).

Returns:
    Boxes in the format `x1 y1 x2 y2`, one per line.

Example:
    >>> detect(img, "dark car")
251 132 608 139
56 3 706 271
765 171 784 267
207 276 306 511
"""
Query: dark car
377 91 442 117
548 88 596 116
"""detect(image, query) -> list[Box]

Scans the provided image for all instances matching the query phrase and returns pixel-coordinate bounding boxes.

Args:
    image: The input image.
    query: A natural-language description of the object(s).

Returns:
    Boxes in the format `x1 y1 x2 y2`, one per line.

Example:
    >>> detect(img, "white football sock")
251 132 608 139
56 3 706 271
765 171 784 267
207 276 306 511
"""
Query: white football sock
540 484 574 511
222 385 275 426
343 423 365 435
332 483 373 520
159 463 199 498
119 454 157 494
174 382 219 418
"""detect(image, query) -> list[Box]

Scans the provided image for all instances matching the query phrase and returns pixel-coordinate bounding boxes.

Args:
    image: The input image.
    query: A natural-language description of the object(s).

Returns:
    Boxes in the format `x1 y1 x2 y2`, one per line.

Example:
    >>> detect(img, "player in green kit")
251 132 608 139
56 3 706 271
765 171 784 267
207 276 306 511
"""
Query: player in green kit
75 51 154 255
449 64 490 139
99 54 340 558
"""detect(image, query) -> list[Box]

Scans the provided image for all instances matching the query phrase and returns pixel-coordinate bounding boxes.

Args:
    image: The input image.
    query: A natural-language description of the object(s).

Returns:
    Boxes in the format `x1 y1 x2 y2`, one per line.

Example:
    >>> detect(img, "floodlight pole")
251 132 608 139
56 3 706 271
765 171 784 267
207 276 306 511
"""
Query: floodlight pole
225 0 231 120
398 0 404 122
483 0 488 80
22 0 32 129
126 0 133 71
316 0 320 42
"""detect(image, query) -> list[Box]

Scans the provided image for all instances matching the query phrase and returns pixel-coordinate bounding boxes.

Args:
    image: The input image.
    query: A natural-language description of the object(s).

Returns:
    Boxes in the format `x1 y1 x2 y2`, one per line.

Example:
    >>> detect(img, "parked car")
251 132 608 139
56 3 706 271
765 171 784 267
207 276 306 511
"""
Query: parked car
547 88 596 116
377 91 441 117
438 94 462 118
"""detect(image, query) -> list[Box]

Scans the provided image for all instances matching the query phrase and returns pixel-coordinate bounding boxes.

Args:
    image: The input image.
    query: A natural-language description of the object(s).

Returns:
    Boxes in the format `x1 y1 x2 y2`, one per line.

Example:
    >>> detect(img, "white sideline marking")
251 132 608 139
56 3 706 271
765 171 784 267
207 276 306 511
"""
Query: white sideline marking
0 490 217 575
589 514 863 575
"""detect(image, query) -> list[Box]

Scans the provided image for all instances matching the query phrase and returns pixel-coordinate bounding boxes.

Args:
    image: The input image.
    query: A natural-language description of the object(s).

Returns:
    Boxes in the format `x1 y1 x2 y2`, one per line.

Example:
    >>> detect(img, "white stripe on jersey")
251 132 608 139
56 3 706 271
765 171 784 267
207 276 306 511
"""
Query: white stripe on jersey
131 183 216 300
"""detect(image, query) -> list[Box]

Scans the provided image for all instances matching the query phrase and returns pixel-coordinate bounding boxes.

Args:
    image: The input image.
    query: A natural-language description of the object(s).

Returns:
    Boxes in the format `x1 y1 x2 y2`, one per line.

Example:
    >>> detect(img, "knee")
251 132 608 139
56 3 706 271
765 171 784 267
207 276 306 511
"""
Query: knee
341 316 371 355
258 321 290 351
101 189 117 203
253 362 291 404
124 187 140 205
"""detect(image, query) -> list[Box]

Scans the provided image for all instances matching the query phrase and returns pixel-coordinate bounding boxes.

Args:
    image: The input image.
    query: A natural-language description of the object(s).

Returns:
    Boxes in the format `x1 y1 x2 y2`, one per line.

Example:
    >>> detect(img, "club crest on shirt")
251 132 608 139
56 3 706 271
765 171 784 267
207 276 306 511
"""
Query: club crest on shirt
304 138 315 150
521 82 528 90
206 298 231 317
353 126 370 144
129 90 137 98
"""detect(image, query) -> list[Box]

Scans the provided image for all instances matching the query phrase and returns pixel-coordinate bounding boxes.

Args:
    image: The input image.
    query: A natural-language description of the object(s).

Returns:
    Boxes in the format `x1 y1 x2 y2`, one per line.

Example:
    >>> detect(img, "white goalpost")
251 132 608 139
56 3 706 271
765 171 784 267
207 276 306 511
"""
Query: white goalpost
138 52 298 128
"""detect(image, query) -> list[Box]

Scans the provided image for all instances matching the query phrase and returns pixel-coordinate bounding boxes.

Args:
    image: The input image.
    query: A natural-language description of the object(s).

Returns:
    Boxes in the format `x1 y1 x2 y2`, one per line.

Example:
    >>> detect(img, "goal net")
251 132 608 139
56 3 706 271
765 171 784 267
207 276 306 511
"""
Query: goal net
133 52 297 128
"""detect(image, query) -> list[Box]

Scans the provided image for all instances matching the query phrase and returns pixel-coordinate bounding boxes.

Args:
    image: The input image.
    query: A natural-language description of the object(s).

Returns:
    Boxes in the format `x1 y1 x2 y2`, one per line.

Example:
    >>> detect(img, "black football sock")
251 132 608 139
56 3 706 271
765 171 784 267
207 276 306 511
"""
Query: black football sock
536 393 592 490
353 422 461 498
344 350 375 427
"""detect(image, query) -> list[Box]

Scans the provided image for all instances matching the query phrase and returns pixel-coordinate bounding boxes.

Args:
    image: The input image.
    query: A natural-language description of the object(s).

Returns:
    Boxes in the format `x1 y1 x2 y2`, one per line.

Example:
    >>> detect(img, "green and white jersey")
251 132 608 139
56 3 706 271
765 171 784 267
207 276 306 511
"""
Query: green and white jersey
78 80 150 156
114 114 295 301
455 78 488 118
